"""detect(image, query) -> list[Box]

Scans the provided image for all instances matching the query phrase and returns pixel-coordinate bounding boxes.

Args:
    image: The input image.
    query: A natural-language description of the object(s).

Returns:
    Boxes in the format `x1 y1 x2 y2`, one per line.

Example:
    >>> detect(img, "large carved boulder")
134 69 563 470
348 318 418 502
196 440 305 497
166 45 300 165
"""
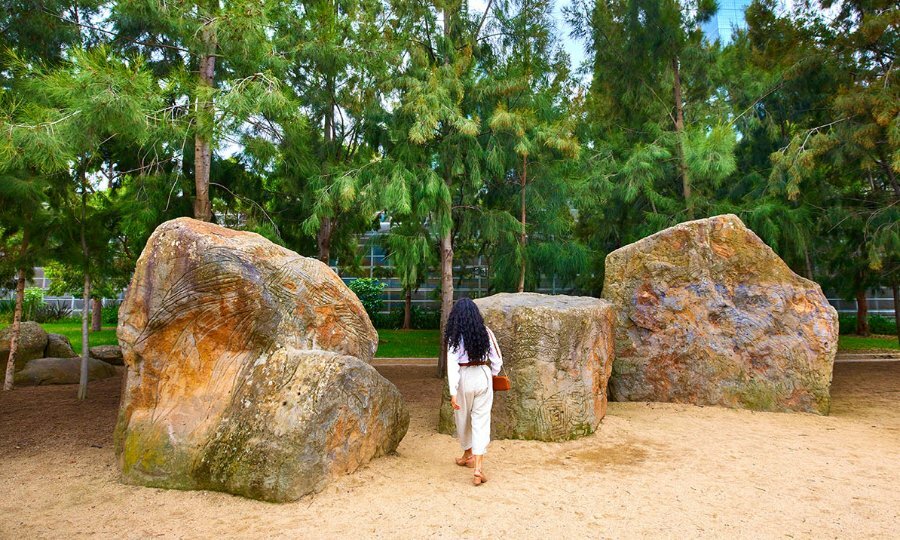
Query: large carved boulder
0 321 49 371
115 218 408 502
439 293 615 442
602 214 838 414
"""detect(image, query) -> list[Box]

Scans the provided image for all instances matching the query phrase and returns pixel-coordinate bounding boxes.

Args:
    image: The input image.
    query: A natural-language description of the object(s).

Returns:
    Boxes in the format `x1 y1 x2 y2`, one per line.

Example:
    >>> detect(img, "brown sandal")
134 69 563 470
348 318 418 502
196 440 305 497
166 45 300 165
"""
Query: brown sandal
455 455 475 468
473 470 487 486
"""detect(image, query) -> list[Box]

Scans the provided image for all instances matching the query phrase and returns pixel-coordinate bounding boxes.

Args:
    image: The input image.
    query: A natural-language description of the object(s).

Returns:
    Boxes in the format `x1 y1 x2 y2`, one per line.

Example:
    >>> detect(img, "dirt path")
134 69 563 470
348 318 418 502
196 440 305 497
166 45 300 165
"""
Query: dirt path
1 362 898 539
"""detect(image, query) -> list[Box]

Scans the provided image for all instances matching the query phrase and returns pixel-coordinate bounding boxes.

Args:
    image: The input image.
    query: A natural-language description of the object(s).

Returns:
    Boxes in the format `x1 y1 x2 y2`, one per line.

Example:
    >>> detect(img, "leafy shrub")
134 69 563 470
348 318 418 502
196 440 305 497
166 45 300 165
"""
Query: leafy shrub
348 278 384 321
869 315 897 335
411 306 441 330
0 299 14 324
102 301 121 325
32 302 72 323
372 310 403 330
838 313 897 335
371 305 441 330
22 287 46 321
3 289 71 323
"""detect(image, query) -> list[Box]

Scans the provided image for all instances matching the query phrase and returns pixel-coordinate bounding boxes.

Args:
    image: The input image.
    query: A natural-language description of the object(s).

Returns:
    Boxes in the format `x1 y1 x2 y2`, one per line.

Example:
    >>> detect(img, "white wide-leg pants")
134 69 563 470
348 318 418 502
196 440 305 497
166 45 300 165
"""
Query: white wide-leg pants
454 364 493 455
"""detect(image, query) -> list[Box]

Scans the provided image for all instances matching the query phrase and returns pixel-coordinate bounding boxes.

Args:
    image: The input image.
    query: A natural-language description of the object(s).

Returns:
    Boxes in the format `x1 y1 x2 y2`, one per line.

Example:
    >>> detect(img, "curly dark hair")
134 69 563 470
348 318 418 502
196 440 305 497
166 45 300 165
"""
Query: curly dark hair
444 298 490 362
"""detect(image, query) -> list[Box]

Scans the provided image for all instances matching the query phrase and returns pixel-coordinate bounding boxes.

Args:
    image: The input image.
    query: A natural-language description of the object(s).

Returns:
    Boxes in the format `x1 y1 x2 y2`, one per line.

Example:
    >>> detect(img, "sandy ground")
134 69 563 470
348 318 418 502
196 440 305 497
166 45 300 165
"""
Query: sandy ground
1 362 898 540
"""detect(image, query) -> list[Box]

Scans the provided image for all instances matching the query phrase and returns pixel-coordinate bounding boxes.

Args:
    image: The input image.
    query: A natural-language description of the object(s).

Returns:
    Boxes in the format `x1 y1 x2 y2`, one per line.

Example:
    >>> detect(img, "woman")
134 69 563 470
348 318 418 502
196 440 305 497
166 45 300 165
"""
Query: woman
445 298 503 486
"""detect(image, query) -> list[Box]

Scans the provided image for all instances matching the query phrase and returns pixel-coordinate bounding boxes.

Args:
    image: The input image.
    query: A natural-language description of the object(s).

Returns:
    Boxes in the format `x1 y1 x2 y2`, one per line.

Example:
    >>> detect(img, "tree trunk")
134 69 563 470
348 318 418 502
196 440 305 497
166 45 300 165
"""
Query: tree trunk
437 3 455 378
317 75 337 264
892 283 900 346
804 246 815 281
443 4 451 41
78 273 91 400
4 224 30 390
325 75 335 149
193 25 217 222
403 288 412 330
855 289 869 336
78 174 91 400
317 216 333 264
438 230 454 377
877 148 900 198
517 155 527 293
672 56 692 219
3 266 27 391
91 297 102 332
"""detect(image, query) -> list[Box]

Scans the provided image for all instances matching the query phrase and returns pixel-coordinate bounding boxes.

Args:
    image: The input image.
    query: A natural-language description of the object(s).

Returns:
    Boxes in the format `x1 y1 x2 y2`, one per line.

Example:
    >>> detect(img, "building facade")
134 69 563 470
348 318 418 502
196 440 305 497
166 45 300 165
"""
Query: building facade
701 0 751 44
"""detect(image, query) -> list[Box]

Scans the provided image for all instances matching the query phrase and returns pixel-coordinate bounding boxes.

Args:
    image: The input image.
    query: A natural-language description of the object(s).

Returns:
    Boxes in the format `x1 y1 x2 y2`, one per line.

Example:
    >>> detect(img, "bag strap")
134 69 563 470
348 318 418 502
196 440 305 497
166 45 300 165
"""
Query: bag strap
486 327 504 376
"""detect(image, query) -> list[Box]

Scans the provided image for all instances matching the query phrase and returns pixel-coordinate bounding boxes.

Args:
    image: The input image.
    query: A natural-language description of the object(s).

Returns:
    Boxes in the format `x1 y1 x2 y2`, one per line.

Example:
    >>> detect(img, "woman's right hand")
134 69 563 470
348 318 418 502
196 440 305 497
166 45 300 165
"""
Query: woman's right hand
451 395 460 410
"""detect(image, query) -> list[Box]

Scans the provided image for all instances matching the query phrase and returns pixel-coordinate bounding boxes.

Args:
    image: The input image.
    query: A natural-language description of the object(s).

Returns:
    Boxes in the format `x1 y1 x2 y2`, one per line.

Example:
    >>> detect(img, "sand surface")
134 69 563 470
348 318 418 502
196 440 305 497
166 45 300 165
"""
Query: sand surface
1 362 898 539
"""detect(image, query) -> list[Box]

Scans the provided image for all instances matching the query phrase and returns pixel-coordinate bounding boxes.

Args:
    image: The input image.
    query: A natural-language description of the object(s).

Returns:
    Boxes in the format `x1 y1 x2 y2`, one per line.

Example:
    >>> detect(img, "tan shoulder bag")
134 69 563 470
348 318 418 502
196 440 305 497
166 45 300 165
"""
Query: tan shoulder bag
486 328 510 392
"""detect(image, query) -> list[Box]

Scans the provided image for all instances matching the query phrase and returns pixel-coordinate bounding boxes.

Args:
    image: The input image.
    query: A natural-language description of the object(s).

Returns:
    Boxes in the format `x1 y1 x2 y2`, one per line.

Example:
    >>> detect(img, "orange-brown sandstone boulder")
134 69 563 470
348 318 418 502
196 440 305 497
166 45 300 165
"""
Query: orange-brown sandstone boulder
602 214 838 414
115 218 408 502
439 293 615 441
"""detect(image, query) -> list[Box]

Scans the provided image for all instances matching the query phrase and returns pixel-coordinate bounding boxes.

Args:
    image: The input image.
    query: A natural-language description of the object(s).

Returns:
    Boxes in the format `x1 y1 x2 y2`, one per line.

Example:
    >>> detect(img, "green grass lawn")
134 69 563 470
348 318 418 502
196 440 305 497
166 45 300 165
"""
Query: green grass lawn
5 323 895 357
4 322 441 358
376 329 440 357
31 322 119 352
837 335 899 351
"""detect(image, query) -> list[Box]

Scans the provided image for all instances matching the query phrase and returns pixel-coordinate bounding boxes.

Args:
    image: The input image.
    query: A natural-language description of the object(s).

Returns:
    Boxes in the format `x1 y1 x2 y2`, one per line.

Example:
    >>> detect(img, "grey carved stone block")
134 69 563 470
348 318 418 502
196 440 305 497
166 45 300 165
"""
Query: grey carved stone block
439 293 615 442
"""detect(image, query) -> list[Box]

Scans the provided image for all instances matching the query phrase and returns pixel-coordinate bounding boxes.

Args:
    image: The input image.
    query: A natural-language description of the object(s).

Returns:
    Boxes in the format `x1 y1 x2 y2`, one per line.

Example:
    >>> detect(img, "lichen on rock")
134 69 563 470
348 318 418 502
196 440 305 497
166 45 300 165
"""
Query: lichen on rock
602 214 838 414
439 292 615 442
115 218 408 502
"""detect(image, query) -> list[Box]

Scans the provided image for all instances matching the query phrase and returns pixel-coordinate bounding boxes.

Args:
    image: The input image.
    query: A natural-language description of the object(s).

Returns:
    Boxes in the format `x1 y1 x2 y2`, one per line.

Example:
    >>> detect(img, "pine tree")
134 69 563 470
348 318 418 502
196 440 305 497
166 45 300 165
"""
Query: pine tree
0 0 100 390
709 7 829 278
1 47 161 397
387 0 487 375
293 0 397 263
484 0 582 292
759 0 899 333
570 0 736 292
0 169 56 390
381 217 434 329
112 0 291 221
44 192 133 332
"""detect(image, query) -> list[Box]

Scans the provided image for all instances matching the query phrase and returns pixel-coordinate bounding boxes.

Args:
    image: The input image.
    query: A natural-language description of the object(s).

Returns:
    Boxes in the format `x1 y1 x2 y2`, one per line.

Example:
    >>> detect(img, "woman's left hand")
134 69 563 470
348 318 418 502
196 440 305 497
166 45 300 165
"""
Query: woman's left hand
450 395 460 410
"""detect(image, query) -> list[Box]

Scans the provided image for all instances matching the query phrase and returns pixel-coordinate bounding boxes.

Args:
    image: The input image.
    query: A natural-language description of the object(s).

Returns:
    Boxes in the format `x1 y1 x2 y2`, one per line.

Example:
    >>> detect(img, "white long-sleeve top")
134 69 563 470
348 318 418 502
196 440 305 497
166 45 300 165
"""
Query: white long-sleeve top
447 327 503 397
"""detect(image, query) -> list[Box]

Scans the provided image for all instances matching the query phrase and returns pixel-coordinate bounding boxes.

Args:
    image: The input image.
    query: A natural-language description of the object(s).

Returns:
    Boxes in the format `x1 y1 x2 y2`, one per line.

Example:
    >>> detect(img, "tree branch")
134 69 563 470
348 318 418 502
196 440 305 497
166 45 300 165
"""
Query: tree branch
474 0 494 40
43 8 194 55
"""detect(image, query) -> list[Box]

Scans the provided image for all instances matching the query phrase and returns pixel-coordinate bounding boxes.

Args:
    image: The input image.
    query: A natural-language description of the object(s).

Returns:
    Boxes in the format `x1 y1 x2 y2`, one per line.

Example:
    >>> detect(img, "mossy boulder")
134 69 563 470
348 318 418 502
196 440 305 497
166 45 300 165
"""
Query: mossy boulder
602 214 838 414
119 349 407 502
14 357 116 386
46 333 77 358
89 345 123 365
439 293 615 442
0 321 49 371
115 218 407 502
